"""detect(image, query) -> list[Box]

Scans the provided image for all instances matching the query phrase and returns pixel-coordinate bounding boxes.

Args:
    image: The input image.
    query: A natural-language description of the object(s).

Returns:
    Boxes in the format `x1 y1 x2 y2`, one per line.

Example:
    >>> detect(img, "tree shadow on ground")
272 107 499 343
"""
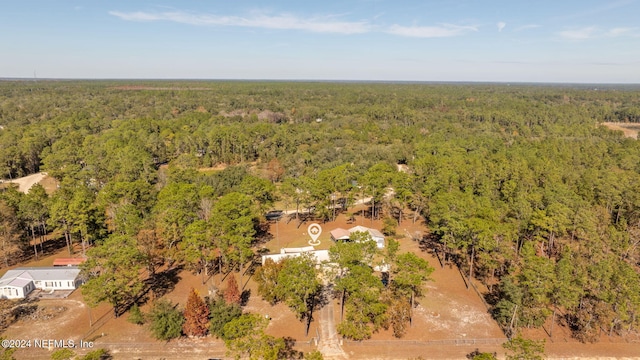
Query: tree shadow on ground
240 289 251 307
285 213 297 224
150 266 183 298
418 232 460 270
315 286 331 309
417 232 440 253
16 237 68 265
240 258 260 290
484 288 501 307
296 214 310 228
279 336 303 359
132 265 183 311
253 220 273 246
256 247 270 256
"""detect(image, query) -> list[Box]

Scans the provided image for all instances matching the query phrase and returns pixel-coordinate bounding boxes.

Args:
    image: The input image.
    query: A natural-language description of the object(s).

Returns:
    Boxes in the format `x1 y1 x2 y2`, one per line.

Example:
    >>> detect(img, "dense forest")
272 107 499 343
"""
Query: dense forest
1 81 640 344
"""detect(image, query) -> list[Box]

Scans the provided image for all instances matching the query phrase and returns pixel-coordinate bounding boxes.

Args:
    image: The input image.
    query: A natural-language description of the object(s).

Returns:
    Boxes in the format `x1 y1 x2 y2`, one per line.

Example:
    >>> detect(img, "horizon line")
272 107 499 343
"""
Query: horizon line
1 77 639 87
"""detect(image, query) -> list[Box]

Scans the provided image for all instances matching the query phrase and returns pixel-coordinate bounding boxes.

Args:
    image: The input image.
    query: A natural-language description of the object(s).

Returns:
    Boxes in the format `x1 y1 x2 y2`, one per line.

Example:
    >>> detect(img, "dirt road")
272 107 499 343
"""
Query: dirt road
318 287 348 359
2 172 47 193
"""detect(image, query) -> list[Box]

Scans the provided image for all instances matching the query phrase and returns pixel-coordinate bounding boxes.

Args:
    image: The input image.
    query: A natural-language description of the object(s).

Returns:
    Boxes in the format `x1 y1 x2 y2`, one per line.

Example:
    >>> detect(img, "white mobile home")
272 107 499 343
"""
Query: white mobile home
0 267 82 299
261 247 330 265
0 274 35 299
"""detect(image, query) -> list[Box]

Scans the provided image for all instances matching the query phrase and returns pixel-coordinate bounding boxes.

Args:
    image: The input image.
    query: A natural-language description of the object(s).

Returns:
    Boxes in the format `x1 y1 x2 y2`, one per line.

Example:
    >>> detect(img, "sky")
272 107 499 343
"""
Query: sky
1 0 639 83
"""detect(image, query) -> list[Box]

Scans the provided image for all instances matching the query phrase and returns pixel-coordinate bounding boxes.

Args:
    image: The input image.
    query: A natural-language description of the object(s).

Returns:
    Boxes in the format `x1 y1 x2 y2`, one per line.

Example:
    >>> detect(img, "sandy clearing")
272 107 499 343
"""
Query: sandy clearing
602 122 640 139
2 172 47 193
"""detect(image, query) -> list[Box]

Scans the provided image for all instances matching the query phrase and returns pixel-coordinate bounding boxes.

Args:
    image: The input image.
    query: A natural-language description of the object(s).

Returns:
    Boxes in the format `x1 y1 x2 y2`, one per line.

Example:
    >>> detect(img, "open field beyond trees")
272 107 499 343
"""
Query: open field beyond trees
601 122 640 139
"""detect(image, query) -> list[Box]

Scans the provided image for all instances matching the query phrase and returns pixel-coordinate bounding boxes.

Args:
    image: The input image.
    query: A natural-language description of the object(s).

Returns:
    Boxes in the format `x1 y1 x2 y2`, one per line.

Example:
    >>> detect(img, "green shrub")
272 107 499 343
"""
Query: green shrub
127 304 145 325
79 349 111 360
382 217 398 236
209 297 243 339
50 349 75 360
149 299 184 341
304 350 324 360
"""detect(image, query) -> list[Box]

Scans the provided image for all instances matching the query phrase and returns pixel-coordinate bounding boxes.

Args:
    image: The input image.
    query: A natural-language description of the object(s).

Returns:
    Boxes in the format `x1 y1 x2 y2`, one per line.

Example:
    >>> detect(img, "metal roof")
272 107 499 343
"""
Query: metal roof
262 250 330 265
281 246 315 254
0 267 80 286
330 228 351 240
0 275 33 288
348 226 385 239
53 258 86 266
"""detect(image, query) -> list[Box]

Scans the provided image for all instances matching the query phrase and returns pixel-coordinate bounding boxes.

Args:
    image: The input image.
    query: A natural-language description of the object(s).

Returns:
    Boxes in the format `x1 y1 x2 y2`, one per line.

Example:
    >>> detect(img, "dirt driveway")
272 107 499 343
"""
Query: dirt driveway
2 172 47 193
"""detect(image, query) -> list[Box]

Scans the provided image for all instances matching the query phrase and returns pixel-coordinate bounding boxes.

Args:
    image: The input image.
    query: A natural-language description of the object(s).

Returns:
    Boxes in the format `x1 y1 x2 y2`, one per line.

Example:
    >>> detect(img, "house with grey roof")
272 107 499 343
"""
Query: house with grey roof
0 267 82 299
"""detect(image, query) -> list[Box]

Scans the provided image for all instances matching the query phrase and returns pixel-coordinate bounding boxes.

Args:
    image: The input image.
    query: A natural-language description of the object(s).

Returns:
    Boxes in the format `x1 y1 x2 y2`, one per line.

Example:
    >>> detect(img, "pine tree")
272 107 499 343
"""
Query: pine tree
183 288 210 337
0 201 21 268
127 304 145 325
503 334 545 360
224 274 241 305
208 297 243 338
149 299 184 341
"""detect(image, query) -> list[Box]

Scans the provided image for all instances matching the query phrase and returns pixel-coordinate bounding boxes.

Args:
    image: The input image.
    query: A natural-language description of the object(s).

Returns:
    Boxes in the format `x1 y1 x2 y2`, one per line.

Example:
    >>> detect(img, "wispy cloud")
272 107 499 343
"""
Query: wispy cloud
497 22 506 32
559 26 639 40
108 10 372 34
110 9 482 38
559 26 598 40
386 24 478 38
606 27 635 36
515 24 540 32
